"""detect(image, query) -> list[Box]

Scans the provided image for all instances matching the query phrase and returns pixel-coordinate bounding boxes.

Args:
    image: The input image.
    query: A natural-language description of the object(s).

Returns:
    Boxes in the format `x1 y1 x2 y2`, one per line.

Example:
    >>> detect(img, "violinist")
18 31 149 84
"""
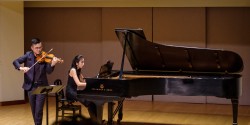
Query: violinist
13 38 60 125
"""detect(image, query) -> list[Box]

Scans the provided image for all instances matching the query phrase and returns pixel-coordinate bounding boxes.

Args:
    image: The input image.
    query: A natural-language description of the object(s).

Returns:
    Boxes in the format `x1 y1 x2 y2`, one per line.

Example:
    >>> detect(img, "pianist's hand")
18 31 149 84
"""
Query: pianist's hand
80 74 85 82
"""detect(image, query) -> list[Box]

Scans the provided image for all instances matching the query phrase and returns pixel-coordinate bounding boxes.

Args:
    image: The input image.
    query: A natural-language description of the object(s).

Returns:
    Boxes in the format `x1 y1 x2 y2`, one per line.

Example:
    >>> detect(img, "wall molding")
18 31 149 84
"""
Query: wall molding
0 100 26 106
24 0 250 8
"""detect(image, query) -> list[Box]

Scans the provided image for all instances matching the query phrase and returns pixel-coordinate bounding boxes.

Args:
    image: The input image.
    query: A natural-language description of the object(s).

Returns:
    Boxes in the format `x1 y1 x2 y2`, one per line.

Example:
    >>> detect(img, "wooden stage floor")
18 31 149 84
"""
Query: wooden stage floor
0 97 250 125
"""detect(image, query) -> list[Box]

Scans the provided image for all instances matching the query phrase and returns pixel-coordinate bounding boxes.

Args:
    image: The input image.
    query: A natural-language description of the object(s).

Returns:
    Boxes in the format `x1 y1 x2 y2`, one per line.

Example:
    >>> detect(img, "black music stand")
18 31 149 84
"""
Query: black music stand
32 85 64 125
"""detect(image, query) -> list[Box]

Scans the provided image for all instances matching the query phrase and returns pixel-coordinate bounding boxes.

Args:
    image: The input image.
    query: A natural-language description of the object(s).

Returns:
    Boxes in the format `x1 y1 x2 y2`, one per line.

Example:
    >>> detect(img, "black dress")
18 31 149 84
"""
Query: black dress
66 71 78 102
65 68 97 120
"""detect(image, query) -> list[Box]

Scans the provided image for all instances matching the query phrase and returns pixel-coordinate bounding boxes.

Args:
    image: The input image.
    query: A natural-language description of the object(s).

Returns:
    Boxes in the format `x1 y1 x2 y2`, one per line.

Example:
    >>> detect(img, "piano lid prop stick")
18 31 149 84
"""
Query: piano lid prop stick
119 31 128 79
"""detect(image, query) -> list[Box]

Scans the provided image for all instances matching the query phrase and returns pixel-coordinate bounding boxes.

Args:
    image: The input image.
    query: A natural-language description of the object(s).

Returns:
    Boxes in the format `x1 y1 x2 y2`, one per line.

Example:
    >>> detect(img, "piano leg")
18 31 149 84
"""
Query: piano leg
91 101 104 125
108 102 115 125
117 100 124 124
231 98 238 125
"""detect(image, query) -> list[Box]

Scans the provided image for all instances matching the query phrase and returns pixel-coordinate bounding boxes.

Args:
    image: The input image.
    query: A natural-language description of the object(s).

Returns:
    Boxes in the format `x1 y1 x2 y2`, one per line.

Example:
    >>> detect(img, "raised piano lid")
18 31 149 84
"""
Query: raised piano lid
115 28 244 73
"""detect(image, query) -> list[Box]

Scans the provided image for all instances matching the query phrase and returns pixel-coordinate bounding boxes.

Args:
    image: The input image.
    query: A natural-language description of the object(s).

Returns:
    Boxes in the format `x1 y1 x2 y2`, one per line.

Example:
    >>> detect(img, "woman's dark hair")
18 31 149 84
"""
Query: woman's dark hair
31 38 41 45
70 55 84 75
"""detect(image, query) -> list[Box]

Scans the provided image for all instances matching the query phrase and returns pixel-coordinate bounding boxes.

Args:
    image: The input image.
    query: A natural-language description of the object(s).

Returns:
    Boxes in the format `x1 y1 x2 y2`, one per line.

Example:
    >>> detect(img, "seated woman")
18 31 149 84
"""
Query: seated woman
66 55 97 121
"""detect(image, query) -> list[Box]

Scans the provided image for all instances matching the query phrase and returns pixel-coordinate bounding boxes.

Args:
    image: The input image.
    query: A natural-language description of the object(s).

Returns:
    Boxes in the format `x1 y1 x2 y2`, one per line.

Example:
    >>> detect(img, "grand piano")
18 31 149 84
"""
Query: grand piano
77 28 243 125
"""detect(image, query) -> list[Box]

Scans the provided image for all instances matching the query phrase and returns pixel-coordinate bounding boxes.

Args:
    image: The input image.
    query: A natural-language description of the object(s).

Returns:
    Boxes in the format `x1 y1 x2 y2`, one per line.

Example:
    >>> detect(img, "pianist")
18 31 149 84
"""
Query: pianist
66 54 97 121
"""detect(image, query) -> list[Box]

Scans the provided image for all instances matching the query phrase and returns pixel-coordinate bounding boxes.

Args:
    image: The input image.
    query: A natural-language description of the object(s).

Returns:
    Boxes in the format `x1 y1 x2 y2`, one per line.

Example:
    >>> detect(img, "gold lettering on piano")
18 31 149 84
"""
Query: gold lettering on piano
90 84 113 92
100 84 104 89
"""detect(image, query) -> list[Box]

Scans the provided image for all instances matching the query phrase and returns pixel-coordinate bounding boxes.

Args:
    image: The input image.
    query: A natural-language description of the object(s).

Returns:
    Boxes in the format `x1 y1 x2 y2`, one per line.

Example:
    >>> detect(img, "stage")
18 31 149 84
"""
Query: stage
0 97 250 125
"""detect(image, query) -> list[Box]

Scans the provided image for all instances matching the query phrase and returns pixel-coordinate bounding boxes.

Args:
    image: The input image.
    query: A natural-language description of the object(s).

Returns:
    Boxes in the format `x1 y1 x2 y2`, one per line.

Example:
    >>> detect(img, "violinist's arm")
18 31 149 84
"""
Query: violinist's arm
13 52 30 73
51 57 59 67
46 62 55 74
47 56 63 74
19 67 30 73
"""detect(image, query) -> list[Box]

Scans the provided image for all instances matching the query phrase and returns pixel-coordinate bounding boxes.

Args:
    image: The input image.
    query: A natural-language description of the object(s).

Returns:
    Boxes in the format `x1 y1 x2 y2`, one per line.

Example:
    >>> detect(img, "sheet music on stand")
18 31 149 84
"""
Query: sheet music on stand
32 85 64 125
32 85 64 95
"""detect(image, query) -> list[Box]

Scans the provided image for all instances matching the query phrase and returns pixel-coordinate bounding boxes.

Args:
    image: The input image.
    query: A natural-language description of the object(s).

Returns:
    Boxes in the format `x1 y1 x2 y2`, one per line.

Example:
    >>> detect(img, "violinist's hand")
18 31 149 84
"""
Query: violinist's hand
19 67 30 73
51 57 59 67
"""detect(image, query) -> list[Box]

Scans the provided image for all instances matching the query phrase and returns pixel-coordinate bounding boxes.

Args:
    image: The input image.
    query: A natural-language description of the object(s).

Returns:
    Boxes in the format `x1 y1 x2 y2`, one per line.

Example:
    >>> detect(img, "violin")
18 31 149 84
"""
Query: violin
36 51 64 63
27 48 63 72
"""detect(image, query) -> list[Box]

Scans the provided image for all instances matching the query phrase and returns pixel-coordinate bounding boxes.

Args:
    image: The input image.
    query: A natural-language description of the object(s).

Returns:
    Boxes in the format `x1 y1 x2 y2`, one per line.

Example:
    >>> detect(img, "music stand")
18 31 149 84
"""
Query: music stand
32 85 64 125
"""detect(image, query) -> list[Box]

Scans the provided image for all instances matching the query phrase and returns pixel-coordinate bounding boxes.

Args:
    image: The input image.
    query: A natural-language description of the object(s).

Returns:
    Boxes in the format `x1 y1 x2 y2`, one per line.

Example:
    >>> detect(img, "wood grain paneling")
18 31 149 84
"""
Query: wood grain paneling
206 8 250 105
102 7 153 71
24 7 250 105
24 8 102 87
153 7 206 47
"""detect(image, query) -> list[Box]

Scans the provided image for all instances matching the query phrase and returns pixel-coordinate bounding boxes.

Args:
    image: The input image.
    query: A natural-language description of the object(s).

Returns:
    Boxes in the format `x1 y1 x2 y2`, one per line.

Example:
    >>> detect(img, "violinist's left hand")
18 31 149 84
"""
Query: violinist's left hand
51 57 59 67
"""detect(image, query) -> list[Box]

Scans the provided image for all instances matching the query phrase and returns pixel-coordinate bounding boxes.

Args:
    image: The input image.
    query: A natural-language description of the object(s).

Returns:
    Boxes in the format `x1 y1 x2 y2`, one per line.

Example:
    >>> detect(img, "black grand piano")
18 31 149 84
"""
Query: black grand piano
77 28 243 125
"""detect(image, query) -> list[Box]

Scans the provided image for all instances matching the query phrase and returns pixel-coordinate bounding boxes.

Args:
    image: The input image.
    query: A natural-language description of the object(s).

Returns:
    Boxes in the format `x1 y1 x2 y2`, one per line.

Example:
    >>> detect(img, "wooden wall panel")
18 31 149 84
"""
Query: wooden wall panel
24 1 250 8
24 8 102 86
153 7 207 103
24 7 250 105
153 7 206 47
206 8 250 105
101 7 153 70
101 8 153 101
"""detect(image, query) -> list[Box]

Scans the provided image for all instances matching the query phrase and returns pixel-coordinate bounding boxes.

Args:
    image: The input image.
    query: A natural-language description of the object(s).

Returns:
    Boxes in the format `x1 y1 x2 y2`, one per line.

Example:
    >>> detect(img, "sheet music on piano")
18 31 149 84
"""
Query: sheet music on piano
97 60 114 78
